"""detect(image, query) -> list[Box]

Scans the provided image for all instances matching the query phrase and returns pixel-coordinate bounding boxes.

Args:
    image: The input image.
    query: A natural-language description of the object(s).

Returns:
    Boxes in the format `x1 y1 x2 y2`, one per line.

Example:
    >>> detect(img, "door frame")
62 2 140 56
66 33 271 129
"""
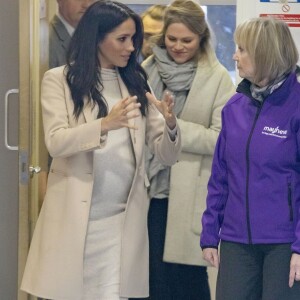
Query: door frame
18 1 49 299
18 0 30 298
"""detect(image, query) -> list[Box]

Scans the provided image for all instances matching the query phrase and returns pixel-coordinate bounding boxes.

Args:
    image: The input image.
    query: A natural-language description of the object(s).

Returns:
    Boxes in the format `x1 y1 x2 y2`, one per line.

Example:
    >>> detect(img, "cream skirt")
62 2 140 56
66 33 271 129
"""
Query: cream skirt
83 212 127 300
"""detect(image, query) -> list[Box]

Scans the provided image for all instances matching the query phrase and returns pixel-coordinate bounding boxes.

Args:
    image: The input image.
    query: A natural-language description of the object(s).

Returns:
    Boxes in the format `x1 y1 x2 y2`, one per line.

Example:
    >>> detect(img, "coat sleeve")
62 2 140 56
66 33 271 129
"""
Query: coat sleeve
41 68 105 158
200 109 229 248
145 102 181 167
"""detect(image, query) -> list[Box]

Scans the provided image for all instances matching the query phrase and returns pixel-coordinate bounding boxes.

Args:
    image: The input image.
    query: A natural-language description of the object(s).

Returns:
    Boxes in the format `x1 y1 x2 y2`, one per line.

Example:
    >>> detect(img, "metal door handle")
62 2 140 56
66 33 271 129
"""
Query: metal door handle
29 165 41 176
5 88 19 150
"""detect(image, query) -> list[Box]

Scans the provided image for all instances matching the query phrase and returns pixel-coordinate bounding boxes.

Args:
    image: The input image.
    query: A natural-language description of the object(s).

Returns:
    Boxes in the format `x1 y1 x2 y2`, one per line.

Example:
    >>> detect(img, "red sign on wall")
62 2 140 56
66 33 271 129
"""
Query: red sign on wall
260 13 300 26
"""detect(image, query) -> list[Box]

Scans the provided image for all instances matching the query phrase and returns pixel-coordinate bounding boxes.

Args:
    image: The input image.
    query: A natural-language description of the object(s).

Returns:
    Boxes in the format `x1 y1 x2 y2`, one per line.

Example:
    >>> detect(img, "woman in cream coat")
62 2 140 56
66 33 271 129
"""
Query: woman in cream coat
141 1 235 299
21 2 181 300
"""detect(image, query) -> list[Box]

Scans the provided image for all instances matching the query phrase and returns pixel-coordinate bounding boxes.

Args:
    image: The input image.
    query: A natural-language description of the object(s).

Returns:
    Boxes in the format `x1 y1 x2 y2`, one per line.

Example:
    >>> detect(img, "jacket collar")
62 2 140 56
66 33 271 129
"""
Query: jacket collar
237 72 297 106
51 15 71 47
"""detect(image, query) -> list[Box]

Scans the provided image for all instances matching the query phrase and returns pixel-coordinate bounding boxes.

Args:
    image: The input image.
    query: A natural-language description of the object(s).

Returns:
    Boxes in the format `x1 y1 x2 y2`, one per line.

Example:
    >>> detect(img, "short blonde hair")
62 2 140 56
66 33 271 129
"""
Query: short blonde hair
141 4 166 21
234 17 299 84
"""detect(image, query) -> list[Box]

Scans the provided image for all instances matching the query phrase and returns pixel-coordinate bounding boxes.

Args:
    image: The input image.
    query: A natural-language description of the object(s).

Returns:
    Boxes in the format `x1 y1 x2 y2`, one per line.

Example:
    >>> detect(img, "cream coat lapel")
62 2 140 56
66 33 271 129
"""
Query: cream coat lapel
82 98 95 123
116 72 143 164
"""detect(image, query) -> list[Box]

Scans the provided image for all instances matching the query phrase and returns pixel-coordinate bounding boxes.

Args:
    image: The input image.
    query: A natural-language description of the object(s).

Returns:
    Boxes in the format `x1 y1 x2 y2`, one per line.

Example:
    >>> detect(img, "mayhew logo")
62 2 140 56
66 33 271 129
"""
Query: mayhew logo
262 126 288 139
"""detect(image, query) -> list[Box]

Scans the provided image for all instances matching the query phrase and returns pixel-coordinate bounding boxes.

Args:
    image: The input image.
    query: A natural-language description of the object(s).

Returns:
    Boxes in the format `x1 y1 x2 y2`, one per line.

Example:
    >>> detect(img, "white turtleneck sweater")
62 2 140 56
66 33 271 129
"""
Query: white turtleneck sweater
89 68 135 220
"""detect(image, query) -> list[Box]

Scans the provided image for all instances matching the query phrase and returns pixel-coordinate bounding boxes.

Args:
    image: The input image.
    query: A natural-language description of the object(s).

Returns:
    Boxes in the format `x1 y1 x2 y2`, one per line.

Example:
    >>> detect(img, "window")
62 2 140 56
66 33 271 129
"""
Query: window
207 5 236 76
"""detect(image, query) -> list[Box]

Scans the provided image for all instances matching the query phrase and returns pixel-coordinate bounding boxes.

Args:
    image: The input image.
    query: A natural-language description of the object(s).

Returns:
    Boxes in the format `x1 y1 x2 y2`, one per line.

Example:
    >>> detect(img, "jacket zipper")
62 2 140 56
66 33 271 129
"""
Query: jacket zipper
288 182 294 221
245 102 263 244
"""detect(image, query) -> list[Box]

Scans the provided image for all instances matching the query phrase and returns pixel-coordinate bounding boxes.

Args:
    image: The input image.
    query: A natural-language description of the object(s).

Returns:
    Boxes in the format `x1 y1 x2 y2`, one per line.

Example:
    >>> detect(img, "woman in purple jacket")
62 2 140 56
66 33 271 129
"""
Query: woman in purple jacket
200 17 300 300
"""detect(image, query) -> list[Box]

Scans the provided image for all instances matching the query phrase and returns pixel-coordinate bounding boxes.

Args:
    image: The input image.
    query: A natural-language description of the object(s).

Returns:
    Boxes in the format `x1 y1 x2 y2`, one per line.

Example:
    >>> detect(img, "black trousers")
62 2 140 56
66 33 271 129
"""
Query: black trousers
132 198 211 300
217 241 300 300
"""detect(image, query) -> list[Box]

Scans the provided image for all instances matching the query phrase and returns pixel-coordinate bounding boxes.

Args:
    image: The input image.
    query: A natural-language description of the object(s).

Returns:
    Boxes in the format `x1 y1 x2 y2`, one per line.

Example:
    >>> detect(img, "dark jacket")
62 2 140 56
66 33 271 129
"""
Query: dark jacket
49 15 71 69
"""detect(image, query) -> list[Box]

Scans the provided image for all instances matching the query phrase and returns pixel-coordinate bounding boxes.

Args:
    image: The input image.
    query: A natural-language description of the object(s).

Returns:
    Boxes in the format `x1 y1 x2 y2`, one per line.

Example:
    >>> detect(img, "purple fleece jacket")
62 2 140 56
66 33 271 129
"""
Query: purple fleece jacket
201 72 300 254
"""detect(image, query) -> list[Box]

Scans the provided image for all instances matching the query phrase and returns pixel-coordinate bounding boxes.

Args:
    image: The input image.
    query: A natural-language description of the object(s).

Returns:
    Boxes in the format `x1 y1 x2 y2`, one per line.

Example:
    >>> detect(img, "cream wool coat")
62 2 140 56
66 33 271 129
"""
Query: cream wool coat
21 66 181 300
144 53 235 267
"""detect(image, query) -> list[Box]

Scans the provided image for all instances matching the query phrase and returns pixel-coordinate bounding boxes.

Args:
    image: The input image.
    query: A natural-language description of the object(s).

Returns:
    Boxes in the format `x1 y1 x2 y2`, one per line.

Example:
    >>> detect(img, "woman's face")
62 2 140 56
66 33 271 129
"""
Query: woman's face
98 18 135 69
233 45 255 83
164 22 200 64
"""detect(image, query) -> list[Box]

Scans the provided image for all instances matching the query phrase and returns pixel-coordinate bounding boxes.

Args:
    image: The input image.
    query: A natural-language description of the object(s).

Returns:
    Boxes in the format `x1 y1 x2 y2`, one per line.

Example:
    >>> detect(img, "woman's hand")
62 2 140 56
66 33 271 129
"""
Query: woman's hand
101 96 141 134
146 91 176 130
289 253 300 287
203 248 219 268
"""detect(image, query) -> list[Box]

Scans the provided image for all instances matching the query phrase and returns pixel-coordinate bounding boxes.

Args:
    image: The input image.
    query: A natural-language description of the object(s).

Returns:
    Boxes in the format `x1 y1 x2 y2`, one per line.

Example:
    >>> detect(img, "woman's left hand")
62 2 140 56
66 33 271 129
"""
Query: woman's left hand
146 91 176 130
289 253 300 287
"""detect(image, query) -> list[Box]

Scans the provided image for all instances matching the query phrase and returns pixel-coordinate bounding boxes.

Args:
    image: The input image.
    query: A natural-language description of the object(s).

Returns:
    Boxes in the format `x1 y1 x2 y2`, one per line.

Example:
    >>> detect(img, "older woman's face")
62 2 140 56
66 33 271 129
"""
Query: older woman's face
165 22 200 64
233 45 255 83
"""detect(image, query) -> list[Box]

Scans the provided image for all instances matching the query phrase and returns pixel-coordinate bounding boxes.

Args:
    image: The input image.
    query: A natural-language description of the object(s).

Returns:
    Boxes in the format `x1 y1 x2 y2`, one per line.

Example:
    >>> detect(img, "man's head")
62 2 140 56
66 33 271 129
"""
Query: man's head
141 5 166 59
57 0 96 28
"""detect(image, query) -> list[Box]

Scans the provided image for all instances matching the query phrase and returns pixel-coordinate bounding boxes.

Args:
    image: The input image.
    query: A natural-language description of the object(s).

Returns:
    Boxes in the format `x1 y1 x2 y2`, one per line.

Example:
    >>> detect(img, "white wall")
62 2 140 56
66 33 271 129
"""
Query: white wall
236 0 300 82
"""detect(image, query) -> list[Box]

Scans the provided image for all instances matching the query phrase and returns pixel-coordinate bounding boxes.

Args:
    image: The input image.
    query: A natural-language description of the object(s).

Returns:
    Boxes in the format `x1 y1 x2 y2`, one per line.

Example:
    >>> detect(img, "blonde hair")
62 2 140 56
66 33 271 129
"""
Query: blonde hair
141 4 166 21
154 0 211 61
234 17 299 84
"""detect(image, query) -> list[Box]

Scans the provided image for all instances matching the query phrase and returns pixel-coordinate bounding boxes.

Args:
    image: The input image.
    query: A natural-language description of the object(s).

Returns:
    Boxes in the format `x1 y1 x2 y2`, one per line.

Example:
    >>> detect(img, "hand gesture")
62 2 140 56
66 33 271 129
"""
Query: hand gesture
146 90 176 130
203 248 219 269
289 253 300 287
101 96 141 134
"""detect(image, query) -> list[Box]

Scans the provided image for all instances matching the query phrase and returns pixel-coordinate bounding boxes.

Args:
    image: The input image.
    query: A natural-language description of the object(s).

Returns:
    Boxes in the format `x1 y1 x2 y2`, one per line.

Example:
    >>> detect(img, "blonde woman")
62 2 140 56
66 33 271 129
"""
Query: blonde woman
141 0 235 299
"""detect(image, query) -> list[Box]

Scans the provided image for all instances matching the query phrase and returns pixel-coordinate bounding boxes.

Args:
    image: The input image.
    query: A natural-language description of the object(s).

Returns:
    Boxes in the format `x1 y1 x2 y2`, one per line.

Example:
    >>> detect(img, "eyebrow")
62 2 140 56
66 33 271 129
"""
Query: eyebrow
113 32 135 38
166 34 194 39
